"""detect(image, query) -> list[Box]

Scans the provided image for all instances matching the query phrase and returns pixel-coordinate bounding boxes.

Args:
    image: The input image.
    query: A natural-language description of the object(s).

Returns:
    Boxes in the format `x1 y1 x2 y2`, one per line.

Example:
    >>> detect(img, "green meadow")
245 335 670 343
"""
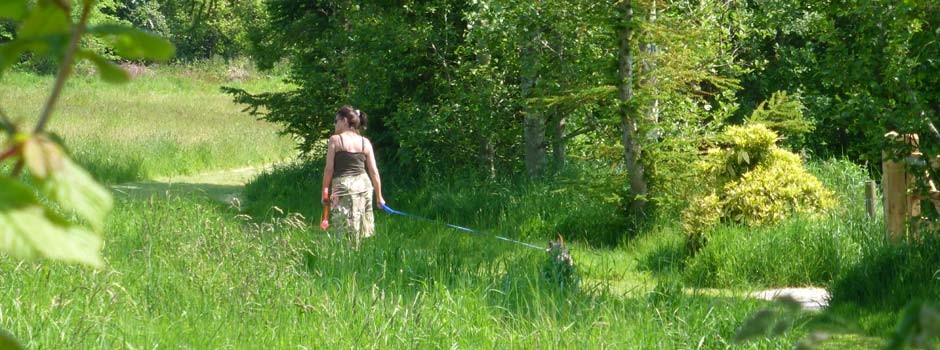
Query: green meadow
0 68 936 349
0 66 295 183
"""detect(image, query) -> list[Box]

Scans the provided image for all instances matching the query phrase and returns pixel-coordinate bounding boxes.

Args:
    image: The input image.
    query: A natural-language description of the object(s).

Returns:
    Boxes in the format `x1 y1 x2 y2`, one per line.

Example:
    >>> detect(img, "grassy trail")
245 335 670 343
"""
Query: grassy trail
111 161 285 203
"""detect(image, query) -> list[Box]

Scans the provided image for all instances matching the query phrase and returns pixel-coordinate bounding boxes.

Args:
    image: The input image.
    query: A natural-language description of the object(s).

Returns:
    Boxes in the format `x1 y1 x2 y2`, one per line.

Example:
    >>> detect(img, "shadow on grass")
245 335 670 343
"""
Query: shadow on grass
79 155 145 184
112 181 244 204
636 239 687 276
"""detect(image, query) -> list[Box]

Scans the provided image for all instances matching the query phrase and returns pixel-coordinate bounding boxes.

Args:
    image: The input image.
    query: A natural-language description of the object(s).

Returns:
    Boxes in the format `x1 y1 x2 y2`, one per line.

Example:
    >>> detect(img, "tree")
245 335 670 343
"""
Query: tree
617 0 647 215
733 0 940 164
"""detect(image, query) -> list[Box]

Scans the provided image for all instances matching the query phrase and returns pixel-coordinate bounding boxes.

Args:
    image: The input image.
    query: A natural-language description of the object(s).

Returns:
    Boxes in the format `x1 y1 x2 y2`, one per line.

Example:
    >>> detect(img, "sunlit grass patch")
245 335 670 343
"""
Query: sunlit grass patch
0 192 809 348
0 70 295 183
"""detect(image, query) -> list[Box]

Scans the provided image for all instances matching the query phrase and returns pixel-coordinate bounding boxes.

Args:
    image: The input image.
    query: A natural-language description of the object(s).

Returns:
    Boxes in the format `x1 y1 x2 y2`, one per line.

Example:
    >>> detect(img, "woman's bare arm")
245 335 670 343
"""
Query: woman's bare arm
322 135 337 203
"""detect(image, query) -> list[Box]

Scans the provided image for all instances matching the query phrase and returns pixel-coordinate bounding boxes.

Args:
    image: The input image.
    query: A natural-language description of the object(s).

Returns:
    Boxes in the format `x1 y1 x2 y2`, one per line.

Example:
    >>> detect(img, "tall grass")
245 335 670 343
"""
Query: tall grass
0 69 295 183
0 192 805 348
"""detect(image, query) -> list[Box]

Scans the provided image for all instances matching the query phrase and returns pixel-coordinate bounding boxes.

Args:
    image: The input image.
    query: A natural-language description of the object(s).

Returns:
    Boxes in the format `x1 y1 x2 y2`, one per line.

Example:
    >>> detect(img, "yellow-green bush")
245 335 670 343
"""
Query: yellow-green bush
683 124 835 251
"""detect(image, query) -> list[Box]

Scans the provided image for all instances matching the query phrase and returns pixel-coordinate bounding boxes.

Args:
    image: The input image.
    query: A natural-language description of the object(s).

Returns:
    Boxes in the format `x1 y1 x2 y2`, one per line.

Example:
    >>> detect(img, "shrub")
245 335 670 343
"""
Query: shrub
682 124 835 251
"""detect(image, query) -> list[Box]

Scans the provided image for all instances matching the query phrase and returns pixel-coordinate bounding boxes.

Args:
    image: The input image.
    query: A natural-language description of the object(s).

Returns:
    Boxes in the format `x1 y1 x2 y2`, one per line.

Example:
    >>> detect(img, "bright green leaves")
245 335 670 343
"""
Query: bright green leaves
1 134 112 267
39 153 114 232
26 135 113 231
89 24 175 61
0 177 105 268
682 124 835 252
77 25 175 83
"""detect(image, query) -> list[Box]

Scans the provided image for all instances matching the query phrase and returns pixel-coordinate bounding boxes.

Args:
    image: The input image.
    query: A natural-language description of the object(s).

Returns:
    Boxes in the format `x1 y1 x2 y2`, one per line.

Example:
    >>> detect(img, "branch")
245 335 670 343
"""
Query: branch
562 125 596 142
33 3 92 134
926 107 940 142
0 145 16 161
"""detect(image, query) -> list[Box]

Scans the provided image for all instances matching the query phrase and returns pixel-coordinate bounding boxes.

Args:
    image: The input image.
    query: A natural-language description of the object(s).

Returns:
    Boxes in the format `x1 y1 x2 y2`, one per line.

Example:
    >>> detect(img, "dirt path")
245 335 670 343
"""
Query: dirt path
110 163 281 203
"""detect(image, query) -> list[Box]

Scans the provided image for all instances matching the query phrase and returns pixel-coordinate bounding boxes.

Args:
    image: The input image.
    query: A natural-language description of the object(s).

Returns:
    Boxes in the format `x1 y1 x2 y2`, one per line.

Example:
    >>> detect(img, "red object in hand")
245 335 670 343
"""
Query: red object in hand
320 205 329 230
320 187 330 230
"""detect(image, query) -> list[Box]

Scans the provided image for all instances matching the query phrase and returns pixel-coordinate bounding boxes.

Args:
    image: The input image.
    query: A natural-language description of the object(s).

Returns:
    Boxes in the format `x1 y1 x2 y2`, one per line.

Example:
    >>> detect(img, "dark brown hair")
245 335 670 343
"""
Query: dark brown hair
336 105 367 131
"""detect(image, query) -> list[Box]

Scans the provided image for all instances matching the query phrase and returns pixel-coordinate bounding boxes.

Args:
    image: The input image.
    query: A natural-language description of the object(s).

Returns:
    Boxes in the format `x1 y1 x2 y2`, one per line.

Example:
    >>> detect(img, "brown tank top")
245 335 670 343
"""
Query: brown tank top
333 135 367 178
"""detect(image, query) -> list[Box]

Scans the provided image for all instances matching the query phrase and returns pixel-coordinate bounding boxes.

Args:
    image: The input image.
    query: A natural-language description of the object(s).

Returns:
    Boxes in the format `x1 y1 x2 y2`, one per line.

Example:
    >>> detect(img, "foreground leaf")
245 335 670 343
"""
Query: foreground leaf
37 151 113 230
22 135 112 230
78 50 130 83
0 0 27 21
17 3 70 39
88 24 175 61
0 328 25 350
0 40 29 74
21 134 65 179
0 178 104 268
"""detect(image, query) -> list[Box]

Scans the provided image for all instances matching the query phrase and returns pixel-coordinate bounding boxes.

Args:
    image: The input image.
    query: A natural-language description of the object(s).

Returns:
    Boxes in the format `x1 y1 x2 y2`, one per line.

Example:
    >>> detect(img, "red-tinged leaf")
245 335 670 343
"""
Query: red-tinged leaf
21 134 65 179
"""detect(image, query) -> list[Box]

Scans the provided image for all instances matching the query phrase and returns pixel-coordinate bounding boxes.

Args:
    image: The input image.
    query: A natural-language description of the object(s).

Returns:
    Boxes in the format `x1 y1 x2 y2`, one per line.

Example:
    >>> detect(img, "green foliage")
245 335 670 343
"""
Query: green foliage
718 124 779 177
682 124 835 251
88 24 175 60
232 0 748 184
680 193 721 250
721 149 834 227
0 0 172 267
733 0 940 164
157 0 264 60
682 158 874 288
888 302 940 350
745 91 813 148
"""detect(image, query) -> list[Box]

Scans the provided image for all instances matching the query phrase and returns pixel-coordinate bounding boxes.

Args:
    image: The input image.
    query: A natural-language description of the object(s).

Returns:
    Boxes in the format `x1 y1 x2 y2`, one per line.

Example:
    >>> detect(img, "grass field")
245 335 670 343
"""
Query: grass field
0 67 295 183
1 67 936 348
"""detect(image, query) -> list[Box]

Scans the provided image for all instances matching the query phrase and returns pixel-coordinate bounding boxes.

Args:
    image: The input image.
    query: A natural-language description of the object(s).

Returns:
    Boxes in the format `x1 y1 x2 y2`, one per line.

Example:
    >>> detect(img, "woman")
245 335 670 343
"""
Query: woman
322 106 386 250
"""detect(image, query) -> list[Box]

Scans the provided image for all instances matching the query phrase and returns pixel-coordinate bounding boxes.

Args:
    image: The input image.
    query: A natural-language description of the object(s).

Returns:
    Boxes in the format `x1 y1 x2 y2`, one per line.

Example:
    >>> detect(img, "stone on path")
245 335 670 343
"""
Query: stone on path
750 287 830 311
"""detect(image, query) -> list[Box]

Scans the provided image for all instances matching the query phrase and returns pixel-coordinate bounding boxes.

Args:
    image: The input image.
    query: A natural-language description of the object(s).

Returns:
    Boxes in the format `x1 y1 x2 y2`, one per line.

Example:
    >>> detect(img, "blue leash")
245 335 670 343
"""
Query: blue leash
379 203 545 251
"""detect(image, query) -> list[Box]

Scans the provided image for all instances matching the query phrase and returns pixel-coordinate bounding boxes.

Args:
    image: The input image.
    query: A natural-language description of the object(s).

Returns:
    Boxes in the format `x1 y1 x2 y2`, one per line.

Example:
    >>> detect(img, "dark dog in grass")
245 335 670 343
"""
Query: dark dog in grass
543 234 578 290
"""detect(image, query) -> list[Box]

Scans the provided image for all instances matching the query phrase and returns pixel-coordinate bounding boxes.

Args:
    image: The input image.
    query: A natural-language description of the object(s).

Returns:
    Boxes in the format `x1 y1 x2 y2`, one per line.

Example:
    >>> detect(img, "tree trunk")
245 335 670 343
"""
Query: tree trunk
618 0 648 215
480 137 496 180
522 30 546 178
643 0 660 130
552 113 567 172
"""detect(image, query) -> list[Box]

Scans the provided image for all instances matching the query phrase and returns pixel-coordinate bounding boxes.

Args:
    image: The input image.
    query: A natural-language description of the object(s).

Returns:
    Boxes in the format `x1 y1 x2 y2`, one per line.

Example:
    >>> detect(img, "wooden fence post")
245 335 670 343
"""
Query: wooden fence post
865 180 877 219
884 150 906 243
